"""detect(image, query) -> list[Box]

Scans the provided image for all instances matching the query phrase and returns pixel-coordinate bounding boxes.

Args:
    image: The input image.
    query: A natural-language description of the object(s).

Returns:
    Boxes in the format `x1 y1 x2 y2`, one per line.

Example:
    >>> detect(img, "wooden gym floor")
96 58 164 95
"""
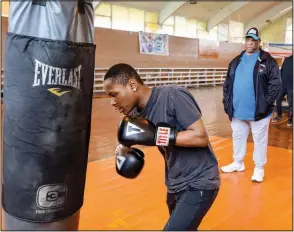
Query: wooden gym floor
1 86 292 230
79 86 292 230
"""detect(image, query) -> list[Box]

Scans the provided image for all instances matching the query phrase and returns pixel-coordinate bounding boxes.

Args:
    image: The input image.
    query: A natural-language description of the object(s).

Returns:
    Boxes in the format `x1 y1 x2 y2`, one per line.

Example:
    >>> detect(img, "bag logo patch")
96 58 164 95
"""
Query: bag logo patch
36 184 67 214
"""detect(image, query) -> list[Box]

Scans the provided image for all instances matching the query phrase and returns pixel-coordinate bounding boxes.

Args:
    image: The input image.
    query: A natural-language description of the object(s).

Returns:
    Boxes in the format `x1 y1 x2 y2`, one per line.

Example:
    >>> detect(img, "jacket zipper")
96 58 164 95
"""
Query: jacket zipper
255 58 261 118
255 70 259 118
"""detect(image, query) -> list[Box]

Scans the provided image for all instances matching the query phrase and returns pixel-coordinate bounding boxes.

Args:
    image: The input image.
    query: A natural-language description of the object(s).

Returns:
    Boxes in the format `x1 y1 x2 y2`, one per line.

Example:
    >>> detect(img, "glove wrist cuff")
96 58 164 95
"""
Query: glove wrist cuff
155 125 177 146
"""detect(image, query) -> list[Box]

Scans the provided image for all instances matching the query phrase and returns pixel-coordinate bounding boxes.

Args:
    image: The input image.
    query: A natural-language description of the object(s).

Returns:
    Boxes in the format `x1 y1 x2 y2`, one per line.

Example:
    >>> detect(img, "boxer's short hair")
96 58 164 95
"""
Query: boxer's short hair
104 63 144 85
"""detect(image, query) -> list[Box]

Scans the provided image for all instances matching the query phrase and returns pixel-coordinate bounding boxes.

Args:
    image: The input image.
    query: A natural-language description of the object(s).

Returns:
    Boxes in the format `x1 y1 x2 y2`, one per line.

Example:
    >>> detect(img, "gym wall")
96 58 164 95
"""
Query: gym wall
94 27 242 69
1 16 244 70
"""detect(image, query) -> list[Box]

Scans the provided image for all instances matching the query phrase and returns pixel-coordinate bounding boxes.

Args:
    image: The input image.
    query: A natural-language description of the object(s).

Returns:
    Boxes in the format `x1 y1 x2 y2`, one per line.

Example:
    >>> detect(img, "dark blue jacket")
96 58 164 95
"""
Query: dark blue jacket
223 48 281 121
281 55 293 88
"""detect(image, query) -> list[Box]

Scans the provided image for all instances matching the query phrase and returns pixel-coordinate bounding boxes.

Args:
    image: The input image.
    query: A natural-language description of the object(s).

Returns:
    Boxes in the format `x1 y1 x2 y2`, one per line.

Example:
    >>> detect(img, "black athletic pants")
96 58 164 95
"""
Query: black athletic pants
163 188 219 231
276 86 293 119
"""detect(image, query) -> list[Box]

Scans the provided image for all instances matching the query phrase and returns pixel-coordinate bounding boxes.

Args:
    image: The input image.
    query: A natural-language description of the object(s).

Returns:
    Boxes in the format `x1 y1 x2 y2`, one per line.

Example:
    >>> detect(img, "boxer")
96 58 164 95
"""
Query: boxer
103 63 220 231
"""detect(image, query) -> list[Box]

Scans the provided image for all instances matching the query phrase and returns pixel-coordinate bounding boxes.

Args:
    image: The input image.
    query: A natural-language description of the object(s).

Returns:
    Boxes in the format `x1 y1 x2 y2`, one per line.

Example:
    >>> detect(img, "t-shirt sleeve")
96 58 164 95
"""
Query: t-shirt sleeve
170 87 202 129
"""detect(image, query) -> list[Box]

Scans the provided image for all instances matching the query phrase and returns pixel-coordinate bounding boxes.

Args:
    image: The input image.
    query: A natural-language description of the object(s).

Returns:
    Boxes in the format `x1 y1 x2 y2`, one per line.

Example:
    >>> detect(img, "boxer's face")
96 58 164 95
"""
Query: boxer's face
104 79 138 115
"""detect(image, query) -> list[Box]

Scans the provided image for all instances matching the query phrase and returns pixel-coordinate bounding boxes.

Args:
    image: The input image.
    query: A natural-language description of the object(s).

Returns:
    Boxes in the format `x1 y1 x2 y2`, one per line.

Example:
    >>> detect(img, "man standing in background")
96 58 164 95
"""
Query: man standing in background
221 27 281 183
272 55 293 127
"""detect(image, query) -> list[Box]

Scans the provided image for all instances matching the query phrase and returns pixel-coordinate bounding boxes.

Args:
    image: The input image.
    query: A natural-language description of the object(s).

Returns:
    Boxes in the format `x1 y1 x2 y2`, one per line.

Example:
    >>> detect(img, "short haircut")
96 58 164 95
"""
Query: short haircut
104 63 144 85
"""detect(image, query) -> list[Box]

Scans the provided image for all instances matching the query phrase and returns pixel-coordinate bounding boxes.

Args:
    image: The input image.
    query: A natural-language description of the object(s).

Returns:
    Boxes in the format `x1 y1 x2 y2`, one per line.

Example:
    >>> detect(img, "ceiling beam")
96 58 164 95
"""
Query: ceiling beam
93 1 102 11
207 2 249 31
244 2 292 33
159 1 187 25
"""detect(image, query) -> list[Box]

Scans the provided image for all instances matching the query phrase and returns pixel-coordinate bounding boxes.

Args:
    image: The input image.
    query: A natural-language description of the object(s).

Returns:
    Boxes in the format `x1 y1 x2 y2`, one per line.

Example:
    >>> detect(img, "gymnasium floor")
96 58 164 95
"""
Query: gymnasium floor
79 86 293 230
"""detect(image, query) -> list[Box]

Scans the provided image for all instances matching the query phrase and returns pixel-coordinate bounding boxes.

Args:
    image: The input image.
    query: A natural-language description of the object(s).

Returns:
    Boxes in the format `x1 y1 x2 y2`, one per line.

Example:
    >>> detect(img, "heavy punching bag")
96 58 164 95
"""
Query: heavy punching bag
2 0 96 230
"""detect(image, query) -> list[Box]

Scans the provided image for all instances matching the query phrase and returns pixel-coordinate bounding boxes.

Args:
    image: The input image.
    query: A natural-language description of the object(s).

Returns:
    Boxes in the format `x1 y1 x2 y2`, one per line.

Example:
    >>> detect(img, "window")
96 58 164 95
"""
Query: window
161 16 174 35
208 26 218 41
218 23 229 41
129 8 144 32
95 3 230 41
285 17 292 44
186 19 197 38
197 21 208 39
174 17 197 38
161 25 174 35
94 16 111 28
229 21 244 43
175 16 187 37
112 5 129 31
145 11 158 24
163 16 175 26
95 2 111 17
94 3 111 28
145 11 160 33
145 23 160 33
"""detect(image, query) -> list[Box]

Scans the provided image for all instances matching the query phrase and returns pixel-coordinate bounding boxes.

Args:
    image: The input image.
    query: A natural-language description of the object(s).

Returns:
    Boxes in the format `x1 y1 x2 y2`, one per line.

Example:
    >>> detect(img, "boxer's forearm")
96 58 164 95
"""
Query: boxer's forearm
175 130 209 147
172 119 209 147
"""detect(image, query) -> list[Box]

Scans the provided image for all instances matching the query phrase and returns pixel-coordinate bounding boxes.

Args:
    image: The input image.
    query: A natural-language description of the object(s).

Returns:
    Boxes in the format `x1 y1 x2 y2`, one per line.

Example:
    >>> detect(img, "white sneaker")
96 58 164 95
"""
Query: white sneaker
251 168 264 182
220 162 245 173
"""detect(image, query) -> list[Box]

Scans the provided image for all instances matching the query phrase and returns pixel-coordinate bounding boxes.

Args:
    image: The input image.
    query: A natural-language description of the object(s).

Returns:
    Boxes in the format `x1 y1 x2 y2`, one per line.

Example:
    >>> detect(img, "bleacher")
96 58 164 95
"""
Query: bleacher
1 68 227 96
94 67 227 95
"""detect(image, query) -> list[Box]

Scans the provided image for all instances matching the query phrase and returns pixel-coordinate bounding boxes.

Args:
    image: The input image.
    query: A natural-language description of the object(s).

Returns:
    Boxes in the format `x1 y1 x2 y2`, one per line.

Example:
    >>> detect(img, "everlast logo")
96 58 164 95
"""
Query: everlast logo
33 59 82 96
156 127 170 146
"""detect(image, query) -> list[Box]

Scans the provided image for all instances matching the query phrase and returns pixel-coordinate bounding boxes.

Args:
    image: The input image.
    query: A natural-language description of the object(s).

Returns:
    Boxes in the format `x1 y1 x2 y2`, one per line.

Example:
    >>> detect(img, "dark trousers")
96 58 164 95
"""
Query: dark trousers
163 188 219 231
276 86 293 119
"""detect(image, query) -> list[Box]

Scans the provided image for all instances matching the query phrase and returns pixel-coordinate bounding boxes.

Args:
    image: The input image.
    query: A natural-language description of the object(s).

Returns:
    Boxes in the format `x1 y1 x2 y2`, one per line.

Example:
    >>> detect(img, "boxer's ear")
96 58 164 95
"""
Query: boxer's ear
128 79 138 92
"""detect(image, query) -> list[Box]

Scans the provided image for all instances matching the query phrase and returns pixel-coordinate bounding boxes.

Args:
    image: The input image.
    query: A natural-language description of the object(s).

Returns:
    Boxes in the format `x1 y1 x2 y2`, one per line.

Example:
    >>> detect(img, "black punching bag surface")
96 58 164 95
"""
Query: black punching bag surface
2 0 95 229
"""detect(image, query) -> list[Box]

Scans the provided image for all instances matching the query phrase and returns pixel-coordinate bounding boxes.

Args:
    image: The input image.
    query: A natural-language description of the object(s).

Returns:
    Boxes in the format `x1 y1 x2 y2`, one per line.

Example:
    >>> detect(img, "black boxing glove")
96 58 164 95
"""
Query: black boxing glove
118 116 177 147
117 116 156 147
115 144 145 179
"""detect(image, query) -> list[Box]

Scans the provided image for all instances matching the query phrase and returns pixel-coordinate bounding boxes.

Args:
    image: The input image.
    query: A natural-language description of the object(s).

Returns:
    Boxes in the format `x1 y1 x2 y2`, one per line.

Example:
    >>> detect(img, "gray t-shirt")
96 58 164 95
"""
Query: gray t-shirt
131 85 220 193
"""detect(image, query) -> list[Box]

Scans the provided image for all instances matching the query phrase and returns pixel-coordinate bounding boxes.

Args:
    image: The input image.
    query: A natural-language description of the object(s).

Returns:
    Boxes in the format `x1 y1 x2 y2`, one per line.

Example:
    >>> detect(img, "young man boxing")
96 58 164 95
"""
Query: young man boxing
103 63 220 231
